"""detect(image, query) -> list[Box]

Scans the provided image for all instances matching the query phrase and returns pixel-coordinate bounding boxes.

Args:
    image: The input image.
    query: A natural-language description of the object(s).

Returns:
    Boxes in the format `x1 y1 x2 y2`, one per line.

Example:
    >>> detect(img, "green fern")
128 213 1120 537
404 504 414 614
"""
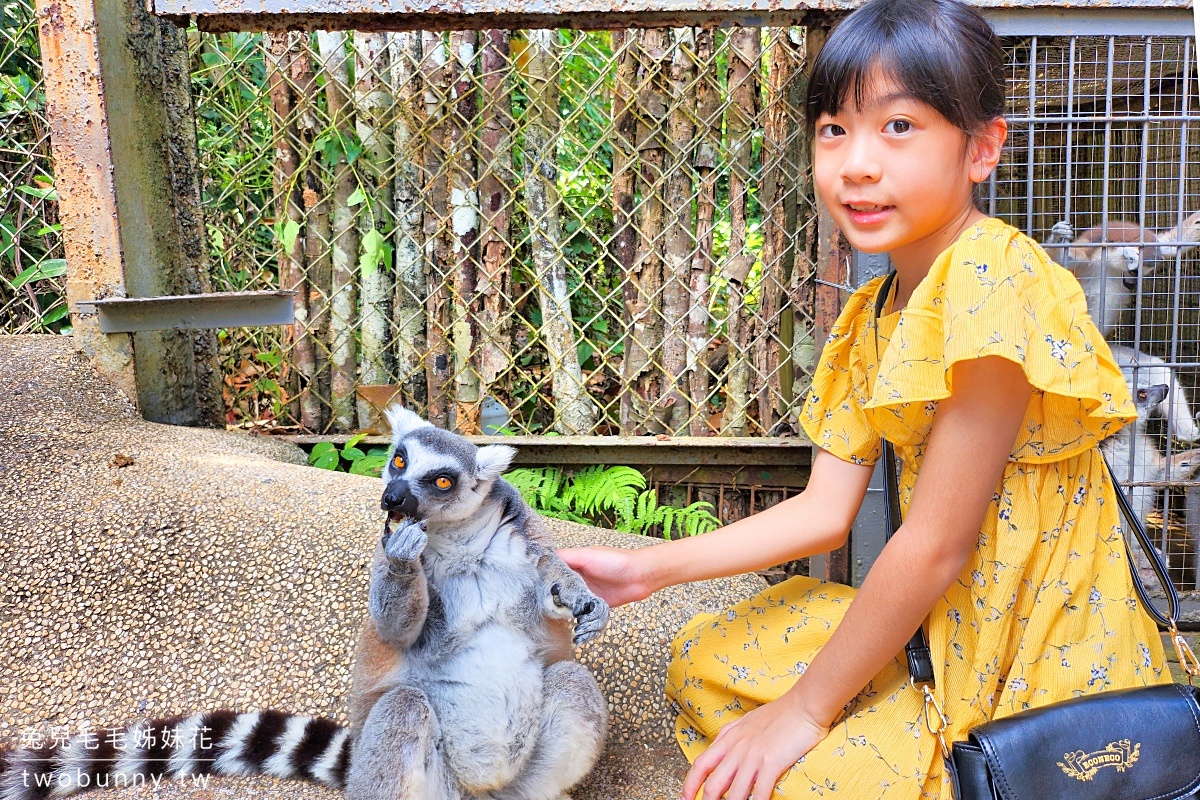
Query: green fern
504 464 719 539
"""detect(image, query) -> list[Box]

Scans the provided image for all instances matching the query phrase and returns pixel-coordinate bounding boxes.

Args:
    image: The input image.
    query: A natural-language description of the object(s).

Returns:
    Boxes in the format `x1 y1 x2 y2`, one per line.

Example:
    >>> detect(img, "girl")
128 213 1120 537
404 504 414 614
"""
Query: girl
561 0 1171 797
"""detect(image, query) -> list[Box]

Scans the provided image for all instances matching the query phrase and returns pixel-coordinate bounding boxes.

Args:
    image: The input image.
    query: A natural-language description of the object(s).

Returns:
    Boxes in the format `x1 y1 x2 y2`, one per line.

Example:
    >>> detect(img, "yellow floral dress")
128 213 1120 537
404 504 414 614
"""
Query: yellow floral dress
665 216 1170 798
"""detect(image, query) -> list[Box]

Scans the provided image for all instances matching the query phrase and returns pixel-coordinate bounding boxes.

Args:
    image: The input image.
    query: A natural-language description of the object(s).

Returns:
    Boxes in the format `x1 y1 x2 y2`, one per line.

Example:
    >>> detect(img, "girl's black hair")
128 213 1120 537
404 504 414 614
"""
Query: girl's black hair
806 0 1005 137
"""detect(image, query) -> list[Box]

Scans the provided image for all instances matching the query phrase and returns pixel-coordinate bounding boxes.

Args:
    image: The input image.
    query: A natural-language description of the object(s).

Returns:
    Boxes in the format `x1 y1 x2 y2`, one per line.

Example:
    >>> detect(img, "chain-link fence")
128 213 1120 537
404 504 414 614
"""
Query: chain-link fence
8 5 1200 578
192 27 816 437
0 0 67 335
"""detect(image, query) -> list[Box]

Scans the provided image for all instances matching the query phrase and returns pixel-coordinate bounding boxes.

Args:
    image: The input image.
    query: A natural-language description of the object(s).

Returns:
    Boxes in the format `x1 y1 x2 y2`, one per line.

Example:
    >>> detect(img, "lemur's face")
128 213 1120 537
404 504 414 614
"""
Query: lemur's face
1132 383 1169 418
380 405 516 527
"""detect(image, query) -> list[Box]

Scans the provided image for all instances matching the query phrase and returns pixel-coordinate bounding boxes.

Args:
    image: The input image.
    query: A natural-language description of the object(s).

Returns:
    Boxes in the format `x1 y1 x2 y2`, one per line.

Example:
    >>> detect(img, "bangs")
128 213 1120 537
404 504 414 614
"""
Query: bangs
806 0 1005 136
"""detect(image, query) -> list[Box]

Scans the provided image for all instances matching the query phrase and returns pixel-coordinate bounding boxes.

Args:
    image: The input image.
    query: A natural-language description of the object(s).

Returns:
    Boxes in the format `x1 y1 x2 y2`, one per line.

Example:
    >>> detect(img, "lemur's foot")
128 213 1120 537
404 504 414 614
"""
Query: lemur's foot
382 518 428 562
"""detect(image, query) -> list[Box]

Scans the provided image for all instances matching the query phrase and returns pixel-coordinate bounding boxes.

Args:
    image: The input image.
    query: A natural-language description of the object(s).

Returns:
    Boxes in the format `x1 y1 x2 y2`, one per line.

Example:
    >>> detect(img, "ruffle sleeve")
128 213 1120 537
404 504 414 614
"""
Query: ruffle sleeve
863 220 1137 463
799 281 885 465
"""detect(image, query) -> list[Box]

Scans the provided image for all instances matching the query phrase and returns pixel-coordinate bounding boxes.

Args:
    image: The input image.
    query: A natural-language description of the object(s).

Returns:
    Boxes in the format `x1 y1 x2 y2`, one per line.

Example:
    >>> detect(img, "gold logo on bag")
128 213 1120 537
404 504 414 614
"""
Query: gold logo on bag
1058 740 1141 781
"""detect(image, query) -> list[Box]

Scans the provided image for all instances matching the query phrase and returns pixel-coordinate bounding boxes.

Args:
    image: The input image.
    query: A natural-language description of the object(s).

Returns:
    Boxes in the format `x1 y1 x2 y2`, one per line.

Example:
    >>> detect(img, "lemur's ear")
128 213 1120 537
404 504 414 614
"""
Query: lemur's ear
475 445 517 482
385 404 431 441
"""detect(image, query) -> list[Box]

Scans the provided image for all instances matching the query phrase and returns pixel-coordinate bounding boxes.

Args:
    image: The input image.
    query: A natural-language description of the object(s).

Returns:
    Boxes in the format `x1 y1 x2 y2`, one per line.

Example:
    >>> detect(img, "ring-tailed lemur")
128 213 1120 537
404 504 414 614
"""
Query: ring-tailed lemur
1106 344 1200 444
343 405 609 800
0 406 610 800
1043 213 1200 336
1101 383 1183 585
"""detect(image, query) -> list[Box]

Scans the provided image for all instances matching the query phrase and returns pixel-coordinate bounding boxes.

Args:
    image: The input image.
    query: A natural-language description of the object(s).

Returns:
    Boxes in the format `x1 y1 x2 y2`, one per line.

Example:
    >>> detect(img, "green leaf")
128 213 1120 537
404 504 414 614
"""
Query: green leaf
17 184 58 201
341 446 366 462
310 441 337 464
41 304 69 324
312 450 340 470
256 378 281 396
359 228 392 277
350 454 387 477
10 259 67 290
347 186 367 206
275 218 301 252
346 432 369 448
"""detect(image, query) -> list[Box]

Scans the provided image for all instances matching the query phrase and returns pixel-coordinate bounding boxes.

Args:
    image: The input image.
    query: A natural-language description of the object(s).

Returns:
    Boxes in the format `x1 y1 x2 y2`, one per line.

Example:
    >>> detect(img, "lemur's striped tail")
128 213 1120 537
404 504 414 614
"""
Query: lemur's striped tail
0 710 351 799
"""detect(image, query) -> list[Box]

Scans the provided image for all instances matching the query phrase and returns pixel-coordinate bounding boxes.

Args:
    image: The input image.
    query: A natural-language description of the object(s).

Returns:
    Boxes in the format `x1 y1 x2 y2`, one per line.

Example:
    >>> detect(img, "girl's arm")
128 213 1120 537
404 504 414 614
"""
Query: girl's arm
682 355 1033 800
558 446 875 607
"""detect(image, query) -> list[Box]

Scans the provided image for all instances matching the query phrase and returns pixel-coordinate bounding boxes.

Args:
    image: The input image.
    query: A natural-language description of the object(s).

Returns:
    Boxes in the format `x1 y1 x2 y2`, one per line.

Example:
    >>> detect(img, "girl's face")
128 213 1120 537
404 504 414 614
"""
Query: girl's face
812 69 1006 267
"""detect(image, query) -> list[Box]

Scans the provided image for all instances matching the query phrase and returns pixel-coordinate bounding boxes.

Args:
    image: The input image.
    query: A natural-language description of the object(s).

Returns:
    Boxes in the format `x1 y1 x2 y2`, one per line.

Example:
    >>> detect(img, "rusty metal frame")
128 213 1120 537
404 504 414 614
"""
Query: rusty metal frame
146 0 1196 34
36 0 225 425
283 434 816 488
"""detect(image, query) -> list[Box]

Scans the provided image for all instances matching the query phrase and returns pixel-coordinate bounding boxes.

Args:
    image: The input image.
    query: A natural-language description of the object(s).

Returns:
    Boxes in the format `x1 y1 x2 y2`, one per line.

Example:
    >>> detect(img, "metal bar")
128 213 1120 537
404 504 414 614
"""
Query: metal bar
1175 36 1194 588
191 9 813 33
169 4 1195 34
284 434 814 484
1025 36 1038 236
983 8 1195 37
77 290 297 333
1134 37 1152 422
1006 114 1200 124
1064 36 1076 222
285 432 812 457
1099 36 1115 326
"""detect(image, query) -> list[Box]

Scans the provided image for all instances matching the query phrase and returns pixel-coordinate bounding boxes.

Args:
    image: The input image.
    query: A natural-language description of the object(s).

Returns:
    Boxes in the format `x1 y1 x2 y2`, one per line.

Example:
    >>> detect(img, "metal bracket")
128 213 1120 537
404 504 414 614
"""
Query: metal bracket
76 290 296 333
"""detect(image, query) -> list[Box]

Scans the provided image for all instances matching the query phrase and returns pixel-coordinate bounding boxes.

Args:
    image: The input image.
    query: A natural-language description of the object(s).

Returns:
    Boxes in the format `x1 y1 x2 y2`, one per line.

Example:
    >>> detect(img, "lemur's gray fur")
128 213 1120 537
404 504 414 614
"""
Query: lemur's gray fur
0 407 609 800
344 404 609 800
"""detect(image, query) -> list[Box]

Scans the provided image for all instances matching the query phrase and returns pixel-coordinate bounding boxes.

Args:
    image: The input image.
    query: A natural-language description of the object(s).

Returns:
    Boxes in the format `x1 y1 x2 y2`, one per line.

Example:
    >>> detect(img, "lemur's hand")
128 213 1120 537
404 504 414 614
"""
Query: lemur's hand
383 518 428 563
1049 220 1074 244
549 577 610 646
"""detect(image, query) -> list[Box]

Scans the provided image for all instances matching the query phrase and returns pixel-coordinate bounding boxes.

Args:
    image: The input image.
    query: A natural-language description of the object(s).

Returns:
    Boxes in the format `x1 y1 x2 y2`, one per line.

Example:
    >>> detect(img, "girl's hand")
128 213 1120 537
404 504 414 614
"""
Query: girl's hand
680 693 830 800
557 545 655 607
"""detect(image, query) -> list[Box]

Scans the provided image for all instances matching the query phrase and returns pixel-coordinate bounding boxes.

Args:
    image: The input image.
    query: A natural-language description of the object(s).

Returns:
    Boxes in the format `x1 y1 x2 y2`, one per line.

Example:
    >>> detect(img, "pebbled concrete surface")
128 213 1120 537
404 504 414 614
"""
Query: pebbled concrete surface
0 335 765 799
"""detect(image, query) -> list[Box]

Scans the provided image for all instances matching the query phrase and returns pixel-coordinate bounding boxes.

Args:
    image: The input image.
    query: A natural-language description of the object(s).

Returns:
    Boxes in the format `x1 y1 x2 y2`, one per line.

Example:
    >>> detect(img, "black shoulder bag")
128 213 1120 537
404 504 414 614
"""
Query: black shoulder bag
871 269 1200 800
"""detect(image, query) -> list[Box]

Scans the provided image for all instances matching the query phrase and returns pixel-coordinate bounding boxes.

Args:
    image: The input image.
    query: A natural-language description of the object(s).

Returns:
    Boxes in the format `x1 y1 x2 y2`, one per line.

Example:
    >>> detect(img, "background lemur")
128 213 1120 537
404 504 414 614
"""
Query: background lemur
1101 383 1173 584
1043 212 1200 336
1100 383 1200 585
0 406 609 800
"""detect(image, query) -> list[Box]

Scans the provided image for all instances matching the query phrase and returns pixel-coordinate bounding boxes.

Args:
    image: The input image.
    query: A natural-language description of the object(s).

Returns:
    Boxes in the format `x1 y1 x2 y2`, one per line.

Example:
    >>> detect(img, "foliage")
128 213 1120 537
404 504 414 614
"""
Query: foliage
0 0 68 333
307 433 391 476
505 464 720 539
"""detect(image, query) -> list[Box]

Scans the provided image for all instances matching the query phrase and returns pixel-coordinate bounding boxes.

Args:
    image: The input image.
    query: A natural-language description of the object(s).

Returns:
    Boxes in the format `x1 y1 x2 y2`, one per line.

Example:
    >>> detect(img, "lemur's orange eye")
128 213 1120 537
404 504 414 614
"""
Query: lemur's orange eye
393 455 405 470
435 476 453 490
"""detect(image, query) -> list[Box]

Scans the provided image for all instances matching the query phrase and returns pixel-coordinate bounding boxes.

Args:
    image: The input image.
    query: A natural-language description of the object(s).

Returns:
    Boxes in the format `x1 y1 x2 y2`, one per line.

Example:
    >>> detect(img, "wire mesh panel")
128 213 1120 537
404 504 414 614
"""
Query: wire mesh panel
989 34 1200 588
191 27 818 438
0 0 68 334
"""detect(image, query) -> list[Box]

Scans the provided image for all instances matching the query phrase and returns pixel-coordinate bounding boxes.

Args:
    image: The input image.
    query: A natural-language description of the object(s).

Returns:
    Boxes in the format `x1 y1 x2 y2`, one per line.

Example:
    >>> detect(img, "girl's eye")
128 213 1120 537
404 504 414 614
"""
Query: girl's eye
818 123 846 137
435 476 453 490
392 455 405 470
886 119 912 134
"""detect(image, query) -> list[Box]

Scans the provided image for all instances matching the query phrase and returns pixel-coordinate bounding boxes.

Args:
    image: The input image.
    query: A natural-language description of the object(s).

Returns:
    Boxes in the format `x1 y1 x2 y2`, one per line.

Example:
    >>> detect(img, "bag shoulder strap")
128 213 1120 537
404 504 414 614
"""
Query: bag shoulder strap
870 269 1180 691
